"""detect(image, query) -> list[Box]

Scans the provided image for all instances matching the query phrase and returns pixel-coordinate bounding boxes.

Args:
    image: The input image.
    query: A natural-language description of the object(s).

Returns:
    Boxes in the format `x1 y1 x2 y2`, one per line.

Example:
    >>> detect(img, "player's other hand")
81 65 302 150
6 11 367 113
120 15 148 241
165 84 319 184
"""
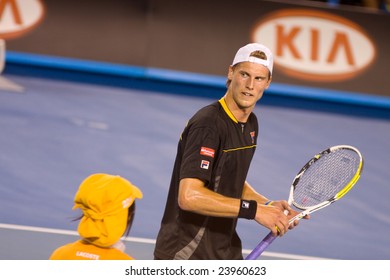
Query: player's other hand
272 200 310 229
255 203 290 236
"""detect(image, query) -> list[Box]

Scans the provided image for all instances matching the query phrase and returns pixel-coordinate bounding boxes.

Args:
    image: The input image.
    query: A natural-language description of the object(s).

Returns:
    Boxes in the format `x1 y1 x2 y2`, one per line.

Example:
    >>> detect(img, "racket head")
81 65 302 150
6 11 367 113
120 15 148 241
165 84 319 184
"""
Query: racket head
291 145 363 210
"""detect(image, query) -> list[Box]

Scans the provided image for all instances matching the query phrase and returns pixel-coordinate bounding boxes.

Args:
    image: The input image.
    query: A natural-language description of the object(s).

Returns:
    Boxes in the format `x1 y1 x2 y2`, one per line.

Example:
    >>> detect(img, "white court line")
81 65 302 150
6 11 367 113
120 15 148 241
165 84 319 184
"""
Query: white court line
0 223 330 260
0 76 25 92
0 223 158 245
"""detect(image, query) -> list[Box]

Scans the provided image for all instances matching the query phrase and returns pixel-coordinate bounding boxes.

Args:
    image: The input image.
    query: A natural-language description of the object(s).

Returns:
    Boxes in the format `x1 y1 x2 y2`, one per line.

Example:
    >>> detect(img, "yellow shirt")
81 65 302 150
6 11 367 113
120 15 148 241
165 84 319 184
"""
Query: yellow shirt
49 240 133 260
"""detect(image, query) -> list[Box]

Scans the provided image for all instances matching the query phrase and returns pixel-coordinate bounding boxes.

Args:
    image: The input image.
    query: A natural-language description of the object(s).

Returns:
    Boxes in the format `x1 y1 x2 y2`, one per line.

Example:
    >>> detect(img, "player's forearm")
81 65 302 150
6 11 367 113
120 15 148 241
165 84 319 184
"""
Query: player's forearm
178 178 241 217
241 181 270 205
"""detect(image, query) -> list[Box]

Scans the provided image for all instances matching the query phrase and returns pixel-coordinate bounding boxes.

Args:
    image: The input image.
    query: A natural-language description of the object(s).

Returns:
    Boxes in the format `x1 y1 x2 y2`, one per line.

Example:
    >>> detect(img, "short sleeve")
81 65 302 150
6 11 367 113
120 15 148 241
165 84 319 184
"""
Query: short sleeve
180 125 220 185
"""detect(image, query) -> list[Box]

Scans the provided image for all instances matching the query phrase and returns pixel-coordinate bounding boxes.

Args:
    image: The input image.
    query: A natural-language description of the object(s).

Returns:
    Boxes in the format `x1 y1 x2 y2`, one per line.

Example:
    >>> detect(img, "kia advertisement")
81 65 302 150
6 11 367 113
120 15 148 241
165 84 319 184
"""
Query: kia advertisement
0 0 45 39
251 9 377 83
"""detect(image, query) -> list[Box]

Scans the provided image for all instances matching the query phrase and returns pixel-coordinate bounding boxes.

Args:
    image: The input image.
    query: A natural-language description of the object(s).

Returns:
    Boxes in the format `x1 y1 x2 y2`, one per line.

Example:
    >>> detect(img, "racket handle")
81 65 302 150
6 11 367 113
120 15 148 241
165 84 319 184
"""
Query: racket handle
245 231 277 260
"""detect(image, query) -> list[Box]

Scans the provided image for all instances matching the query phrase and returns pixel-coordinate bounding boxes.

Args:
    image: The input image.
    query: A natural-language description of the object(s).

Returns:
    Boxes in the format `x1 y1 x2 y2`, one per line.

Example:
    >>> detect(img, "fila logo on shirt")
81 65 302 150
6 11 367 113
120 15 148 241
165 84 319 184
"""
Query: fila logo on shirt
200 160 210 170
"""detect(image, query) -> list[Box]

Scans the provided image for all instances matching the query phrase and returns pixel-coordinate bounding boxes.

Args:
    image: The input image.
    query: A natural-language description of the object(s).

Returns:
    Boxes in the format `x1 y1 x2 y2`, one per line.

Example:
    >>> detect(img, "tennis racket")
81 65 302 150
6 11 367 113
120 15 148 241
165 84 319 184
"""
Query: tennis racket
245 145 364 260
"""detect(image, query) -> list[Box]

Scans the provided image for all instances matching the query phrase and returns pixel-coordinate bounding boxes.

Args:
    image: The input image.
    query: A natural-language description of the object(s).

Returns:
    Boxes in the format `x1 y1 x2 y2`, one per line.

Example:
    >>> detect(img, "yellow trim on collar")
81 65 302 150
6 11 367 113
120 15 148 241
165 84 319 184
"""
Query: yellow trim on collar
219 97 238 124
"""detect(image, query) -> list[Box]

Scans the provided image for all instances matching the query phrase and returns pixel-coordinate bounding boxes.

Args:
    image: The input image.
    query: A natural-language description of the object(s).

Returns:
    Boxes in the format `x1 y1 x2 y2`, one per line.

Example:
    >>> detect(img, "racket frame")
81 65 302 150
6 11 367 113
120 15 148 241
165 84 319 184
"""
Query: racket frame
288 145 363 223
245 145 363 260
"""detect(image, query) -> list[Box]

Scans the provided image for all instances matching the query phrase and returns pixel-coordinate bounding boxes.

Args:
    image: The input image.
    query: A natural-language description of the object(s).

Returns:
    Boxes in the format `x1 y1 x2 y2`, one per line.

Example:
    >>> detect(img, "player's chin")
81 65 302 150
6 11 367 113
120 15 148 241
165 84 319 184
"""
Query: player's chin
237 99 255 110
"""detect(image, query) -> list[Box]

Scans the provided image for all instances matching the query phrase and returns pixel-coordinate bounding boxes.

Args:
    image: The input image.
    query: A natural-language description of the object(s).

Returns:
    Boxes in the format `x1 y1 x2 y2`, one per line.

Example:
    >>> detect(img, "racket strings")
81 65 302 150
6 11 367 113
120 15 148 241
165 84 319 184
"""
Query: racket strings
292 149 360 209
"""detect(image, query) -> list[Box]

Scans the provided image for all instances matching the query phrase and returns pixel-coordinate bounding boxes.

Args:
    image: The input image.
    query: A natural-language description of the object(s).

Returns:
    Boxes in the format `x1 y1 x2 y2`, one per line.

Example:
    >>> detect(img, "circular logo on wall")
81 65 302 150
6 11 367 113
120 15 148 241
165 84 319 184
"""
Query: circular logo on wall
0 0 45 39
251 9 376 82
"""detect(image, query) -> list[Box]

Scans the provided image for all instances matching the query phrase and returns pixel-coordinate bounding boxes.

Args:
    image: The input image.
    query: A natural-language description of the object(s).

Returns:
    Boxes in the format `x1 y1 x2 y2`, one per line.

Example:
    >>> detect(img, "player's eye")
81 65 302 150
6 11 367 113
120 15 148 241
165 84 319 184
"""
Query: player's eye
255 77 265 82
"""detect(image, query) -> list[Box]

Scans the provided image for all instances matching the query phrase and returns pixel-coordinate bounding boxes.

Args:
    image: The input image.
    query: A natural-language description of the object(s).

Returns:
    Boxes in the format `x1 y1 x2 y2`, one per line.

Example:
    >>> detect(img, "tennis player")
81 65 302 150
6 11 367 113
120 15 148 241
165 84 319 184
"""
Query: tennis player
154 43 306 260
49 173 142 260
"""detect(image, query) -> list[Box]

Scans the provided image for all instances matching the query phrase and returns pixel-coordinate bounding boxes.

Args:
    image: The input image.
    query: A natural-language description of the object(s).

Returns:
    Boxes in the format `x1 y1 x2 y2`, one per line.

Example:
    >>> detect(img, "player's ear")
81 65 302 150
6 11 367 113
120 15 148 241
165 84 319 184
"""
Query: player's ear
265 74 272 89
227 65 234 80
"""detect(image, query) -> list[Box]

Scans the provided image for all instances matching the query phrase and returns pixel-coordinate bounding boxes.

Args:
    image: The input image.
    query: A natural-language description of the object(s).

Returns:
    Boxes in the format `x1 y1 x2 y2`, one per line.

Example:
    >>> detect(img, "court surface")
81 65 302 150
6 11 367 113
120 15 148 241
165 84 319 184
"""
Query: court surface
0 74 389 260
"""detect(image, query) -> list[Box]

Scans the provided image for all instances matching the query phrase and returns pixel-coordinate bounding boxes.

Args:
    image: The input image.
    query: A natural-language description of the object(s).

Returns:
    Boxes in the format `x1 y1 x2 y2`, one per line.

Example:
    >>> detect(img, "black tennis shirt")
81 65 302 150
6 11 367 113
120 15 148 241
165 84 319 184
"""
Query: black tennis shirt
154 97 258 259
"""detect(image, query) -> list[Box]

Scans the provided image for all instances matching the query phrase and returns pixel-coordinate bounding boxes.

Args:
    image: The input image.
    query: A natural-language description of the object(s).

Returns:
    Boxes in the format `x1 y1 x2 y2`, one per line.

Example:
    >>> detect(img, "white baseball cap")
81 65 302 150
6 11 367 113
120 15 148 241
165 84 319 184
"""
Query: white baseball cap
232 43 274 74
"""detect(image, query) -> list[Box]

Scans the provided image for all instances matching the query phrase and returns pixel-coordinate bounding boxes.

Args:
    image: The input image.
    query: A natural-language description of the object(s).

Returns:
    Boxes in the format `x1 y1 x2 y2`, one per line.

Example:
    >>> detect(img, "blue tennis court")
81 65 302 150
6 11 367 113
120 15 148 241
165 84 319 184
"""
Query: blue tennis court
0 67 389 260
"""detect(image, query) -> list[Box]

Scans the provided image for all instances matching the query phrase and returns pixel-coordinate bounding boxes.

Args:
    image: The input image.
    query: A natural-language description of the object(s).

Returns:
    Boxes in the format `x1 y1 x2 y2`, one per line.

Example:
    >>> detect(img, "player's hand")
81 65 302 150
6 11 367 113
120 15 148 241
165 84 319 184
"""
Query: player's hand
254 204 290 236
271 200 310 229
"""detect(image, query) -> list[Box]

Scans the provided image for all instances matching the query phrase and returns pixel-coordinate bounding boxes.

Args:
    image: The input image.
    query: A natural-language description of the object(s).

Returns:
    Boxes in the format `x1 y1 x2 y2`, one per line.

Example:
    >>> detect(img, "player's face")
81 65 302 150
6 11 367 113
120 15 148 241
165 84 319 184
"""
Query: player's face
227 62 271 110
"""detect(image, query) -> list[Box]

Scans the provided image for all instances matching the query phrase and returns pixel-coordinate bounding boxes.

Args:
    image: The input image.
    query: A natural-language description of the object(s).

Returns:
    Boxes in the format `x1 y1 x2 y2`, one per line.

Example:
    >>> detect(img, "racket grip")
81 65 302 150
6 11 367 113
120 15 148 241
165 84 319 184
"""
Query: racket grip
245 232 277 260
